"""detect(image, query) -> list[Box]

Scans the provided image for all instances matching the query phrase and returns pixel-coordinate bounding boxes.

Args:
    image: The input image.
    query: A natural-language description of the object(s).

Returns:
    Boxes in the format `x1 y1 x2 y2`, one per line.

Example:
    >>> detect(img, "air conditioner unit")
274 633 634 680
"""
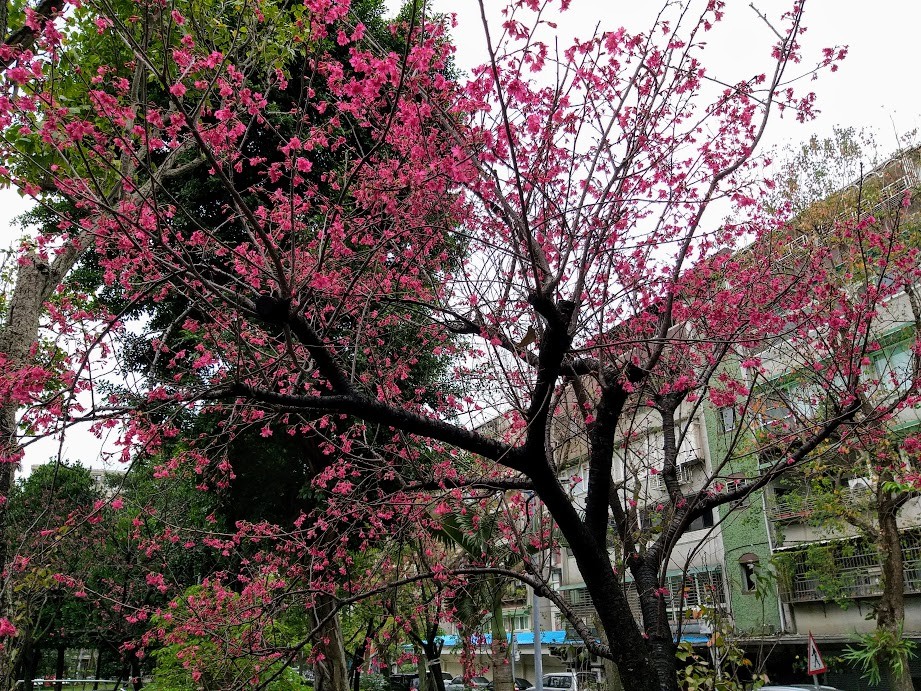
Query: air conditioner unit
650 464 694 490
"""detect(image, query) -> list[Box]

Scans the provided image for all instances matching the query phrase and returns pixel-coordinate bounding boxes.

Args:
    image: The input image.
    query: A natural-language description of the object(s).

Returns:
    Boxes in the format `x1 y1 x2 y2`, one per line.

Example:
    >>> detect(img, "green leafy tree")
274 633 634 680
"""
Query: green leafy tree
4 462 100 690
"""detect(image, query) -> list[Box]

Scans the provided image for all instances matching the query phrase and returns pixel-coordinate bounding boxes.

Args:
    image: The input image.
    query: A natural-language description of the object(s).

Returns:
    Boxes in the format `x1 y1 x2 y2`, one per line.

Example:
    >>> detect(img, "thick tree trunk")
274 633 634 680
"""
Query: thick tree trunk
423 638 447 691
417 655 429 691
19 638 39 691
533 472 664 691
630 564 677 691
0 253 85 687
130 657 143 690
54 643 65 691
490 630 513 691
312 593 350 691
93 649 103 690
877 495 915 691
594 616 625 691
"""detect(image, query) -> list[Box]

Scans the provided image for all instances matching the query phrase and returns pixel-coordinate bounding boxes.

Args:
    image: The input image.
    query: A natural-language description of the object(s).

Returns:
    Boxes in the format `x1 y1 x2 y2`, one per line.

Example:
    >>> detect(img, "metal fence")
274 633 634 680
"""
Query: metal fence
779 532 921 603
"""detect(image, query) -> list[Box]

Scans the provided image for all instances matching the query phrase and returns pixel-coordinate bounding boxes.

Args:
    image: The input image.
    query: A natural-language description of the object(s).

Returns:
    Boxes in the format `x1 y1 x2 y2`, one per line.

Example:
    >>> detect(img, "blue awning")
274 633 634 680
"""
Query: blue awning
436 631 571 648
511 630 568 645
427 630 710 649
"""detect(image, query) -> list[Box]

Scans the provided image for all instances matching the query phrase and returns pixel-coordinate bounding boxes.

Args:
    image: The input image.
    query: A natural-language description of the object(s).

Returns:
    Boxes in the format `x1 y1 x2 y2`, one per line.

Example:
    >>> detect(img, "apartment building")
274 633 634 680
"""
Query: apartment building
437 149 921 689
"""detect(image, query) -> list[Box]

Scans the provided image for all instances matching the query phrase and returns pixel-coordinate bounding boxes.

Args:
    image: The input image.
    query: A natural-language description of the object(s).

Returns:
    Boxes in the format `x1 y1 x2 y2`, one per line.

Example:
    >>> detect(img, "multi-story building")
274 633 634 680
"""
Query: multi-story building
439 148 921 689
713 148 921 688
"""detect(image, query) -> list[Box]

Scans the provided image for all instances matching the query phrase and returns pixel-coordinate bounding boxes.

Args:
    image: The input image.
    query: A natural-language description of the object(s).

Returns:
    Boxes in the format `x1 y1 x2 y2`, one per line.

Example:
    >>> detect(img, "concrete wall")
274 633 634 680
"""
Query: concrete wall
704 403 783 635
789 596 921 637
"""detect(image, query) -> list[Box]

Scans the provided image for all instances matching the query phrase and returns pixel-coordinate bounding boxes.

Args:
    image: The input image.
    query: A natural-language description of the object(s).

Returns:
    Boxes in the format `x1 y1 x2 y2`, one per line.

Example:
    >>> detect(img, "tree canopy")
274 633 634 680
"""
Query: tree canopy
4 1 920 690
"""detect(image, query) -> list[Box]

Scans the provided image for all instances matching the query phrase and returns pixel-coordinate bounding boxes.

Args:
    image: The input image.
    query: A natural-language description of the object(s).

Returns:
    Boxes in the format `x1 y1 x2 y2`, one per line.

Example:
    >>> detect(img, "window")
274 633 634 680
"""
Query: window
785 384 822 419
719 406 736 433
761 399 792 428
662 567 726 617
503 613 530 632
686 508 715 532
727 473 750 509
739 553 759 592
874 341 914 393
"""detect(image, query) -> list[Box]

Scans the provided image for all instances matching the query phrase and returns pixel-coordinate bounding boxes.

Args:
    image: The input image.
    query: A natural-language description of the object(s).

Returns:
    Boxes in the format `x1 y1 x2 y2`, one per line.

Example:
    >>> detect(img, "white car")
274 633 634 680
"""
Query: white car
446 676 490 691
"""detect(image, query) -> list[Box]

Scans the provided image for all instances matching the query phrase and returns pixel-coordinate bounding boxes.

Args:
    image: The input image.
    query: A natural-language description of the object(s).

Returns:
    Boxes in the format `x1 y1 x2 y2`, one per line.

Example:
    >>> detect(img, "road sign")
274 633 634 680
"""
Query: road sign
807 632 827 675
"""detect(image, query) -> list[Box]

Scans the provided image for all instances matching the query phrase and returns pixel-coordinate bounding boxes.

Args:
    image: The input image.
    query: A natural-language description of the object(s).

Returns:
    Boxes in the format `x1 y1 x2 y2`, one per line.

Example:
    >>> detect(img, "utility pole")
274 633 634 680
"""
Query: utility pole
510 632 516 683
532 581 544 690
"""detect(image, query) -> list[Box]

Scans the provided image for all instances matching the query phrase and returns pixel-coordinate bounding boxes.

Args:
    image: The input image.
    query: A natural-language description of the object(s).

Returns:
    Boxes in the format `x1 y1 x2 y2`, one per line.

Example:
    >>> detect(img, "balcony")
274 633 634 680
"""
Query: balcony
502 584 529 605
778 533 921 604
768 484 872 523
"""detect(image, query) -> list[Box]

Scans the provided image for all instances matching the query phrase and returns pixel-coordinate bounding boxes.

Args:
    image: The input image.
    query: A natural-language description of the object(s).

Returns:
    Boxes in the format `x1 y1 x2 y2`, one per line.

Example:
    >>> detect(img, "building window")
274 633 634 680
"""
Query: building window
727 473 750 509
739 553 759 592
874 341 913 392
719 406 736 433
503 613 531 632
686 508 715 532
662 567 726 618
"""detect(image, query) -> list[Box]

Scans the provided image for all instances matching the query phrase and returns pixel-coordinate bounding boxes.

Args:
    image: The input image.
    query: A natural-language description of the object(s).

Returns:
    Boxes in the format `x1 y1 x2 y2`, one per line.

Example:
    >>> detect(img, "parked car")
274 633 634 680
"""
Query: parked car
446 675 491 691
438 672 455 684
761 687 842 691
388 671 454 690
541 672 598 690
485 678 533 690
389 673 419 691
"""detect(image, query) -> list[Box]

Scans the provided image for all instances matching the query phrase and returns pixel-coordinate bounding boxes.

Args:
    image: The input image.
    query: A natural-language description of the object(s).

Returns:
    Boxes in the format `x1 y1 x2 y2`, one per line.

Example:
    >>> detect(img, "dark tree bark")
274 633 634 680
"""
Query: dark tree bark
53 644 65 691
350 619 377 691
130 657 143 691
423 638 447 691
876 477 915 691
93 648 103 690
313 593 350 691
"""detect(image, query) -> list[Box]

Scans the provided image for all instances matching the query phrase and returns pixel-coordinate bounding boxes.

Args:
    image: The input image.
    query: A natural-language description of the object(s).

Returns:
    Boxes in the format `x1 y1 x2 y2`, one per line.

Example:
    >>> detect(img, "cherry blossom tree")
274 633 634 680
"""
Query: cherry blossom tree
3 0 905 689
758 131 921 691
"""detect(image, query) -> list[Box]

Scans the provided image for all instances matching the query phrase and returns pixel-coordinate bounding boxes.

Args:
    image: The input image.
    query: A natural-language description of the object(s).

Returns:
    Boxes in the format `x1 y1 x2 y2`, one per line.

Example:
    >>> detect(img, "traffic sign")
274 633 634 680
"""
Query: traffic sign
807 632 827 675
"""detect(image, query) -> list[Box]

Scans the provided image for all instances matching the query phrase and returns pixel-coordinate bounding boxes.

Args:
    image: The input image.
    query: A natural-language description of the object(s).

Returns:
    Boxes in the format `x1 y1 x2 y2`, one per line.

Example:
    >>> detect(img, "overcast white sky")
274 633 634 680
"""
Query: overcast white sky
1 0 920 470
430 0 921 150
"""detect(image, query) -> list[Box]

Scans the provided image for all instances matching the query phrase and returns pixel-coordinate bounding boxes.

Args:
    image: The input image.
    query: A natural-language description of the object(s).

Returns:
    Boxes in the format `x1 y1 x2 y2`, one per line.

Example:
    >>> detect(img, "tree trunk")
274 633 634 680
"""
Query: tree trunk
423 638 447 691
490 636 513 691
0 252 86 688
19 638 40 691
488 588 513 691
594 616 625 691
630 563 677 691
93 649 103 690
417 655 429 691
533 475 663 691
313 593 350 691
130 657 143 690
877 492 915 691
350 619 376 691
54 643 65 691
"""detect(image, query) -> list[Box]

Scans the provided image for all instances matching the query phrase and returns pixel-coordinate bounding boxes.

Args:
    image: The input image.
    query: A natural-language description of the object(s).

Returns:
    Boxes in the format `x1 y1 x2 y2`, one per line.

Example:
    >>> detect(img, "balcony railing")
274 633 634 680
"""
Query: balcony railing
768 485 872 523
779 533 921 604
502 585 528 604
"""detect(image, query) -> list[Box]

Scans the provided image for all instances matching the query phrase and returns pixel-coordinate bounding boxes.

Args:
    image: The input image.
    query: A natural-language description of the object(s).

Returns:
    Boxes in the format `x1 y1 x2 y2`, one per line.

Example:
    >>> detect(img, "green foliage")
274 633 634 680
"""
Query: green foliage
675 639 764 691
804 543 857 607
360 672 391 691
146 586 313 691
843 624 917 685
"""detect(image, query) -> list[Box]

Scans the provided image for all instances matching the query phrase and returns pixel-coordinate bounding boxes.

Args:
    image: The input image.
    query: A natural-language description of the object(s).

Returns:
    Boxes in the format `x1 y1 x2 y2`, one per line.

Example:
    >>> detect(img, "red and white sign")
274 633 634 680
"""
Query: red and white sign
807 632 827 675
